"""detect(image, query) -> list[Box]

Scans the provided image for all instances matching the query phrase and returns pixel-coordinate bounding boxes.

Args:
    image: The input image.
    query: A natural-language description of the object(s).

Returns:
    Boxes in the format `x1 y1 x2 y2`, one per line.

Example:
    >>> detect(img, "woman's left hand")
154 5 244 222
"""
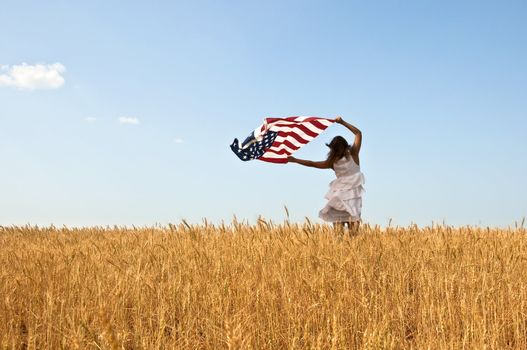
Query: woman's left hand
287 156 297 163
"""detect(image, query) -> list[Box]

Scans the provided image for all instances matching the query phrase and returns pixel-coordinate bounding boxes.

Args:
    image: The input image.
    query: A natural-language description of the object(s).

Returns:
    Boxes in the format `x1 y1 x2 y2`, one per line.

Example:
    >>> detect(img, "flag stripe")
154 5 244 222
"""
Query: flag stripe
272 129 312 145
258 156 287 163
265 148 290 156
274 136 303 149
302 122 327 134
309 120 331 132
268 142 299 154
270 123 320 138
275 119 331 135
270 127 316 142
259 150 288 159
312 119 333 128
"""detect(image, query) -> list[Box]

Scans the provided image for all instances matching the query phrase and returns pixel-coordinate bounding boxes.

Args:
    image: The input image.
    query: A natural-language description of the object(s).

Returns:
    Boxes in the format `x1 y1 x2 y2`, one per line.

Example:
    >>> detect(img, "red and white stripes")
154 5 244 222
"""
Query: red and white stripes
258 116 335 163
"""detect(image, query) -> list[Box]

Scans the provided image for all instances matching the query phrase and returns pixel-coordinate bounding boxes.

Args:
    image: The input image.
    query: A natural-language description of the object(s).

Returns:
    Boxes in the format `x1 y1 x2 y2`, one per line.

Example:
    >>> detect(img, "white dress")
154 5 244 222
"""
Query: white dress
319 155 365 223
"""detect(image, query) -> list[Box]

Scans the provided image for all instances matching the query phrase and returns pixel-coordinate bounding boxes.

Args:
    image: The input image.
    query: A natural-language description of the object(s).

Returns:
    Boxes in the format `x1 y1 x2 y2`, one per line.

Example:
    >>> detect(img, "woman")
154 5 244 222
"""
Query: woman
288 116 365 232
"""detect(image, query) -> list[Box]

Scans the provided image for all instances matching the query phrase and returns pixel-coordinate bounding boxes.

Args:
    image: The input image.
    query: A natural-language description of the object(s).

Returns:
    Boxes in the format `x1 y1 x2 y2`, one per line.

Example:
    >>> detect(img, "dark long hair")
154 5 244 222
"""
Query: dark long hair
326 136 351 168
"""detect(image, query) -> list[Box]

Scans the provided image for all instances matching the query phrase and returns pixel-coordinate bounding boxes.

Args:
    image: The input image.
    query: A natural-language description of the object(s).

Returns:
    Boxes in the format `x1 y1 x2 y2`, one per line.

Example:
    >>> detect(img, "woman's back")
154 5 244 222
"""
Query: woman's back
333 155 360 178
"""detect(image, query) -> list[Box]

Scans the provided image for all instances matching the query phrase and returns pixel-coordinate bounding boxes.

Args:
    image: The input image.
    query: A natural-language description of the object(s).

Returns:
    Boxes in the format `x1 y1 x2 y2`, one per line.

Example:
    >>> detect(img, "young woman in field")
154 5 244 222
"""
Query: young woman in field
287 117 365 233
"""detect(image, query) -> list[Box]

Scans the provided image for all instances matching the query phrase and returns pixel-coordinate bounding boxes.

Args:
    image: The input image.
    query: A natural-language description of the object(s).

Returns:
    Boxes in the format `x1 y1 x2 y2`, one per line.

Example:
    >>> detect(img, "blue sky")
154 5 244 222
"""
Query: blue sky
1 0 526 227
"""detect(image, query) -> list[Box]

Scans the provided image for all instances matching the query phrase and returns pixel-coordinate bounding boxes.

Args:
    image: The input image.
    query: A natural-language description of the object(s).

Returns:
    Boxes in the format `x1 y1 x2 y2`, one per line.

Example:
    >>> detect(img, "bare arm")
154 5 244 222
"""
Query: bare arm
287 156 331 169
336 116 362 154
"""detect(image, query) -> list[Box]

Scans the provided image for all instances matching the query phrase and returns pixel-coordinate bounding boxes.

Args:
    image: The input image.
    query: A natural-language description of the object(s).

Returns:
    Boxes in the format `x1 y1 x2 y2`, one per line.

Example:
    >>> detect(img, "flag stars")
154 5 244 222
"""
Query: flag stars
230 130 279 162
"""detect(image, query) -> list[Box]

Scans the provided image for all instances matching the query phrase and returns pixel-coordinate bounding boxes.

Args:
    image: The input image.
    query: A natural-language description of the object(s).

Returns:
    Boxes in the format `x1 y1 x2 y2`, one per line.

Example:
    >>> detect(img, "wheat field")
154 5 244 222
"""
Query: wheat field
1 221 527 349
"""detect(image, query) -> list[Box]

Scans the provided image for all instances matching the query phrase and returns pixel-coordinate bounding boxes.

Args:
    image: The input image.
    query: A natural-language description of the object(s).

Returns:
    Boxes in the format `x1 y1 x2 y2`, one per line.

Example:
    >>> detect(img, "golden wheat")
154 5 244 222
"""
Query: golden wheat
1 221 526 349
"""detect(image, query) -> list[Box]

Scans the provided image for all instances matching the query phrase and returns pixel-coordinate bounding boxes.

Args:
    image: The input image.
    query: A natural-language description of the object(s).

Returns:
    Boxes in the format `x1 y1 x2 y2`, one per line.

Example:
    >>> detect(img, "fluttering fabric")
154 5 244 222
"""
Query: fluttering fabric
230 116 335 163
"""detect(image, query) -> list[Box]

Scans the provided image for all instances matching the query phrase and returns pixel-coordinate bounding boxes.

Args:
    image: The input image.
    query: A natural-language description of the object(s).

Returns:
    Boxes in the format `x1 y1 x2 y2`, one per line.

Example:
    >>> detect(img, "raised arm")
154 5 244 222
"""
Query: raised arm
336 116 362 154
287 156 331 169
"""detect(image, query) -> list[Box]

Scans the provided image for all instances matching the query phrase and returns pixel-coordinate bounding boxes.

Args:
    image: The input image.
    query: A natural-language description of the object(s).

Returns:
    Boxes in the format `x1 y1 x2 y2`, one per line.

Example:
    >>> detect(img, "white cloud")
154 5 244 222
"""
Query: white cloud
118 117 140 125
174 138 184 144
0 63 66 90
84 117 97 123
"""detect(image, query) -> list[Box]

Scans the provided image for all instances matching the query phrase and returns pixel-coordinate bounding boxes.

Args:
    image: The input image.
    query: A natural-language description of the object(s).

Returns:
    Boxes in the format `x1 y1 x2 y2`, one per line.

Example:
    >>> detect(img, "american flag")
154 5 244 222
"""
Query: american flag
230 116 335 163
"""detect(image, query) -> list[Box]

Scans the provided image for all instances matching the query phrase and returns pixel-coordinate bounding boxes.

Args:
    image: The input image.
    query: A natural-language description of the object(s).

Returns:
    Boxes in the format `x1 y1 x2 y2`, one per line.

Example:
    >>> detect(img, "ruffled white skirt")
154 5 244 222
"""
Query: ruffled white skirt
319 172 365 223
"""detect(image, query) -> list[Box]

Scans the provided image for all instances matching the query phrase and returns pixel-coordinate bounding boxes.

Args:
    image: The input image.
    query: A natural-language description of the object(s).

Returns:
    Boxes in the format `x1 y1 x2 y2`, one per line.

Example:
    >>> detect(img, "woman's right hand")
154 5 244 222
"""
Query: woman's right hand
335 116 343 124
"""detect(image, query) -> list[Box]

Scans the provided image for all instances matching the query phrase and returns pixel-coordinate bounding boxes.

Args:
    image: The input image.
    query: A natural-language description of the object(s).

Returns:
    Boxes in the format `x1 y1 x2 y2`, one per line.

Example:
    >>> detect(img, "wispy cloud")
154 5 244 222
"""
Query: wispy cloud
174 138 184 144
0 63 66 90
118 117 140 125
84 117 97 123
